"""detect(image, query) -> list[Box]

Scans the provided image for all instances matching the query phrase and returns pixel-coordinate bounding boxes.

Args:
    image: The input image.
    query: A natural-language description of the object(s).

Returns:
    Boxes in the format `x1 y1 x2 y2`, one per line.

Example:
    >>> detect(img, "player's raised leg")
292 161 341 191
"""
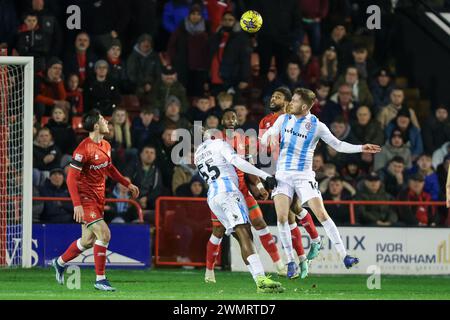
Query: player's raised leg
52 224 95 285
290 199 322 260
89 220 116 291
307 197 359 268
273 194 299 279
205 224 224 283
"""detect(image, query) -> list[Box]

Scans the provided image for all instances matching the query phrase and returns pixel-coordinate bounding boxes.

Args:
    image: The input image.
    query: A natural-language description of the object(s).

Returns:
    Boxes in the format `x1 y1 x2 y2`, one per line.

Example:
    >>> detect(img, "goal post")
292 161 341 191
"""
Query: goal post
0 56 33 268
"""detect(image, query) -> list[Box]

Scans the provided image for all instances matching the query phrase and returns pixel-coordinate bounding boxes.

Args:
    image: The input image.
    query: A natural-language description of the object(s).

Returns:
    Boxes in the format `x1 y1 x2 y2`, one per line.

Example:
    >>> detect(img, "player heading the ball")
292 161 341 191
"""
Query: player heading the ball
261 88 381 278
194 129 283 293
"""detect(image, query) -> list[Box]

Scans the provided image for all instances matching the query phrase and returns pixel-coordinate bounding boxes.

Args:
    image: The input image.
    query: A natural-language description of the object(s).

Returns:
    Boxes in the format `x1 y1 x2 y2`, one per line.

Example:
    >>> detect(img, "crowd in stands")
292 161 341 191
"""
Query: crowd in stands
2 0 449 226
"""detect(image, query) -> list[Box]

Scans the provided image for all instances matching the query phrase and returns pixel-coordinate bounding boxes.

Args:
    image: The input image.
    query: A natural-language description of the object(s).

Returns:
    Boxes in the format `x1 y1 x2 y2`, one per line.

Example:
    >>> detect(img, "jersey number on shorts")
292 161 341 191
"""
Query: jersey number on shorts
198 159 220 183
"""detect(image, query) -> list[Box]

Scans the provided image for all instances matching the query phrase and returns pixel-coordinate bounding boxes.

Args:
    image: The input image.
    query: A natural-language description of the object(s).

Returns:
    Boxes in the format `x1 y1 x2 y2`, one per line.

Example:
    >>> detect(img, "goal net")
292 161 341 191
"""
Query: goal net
0 56 33 268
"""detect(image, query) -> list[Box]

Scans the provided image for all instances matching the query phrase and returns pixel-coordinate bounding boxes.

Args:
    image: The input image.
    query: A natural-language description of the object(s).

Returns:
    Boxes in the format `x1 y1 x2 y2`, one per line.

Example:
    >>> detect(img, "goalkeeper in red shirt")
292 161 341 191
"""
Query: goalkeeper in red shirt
52 109 139 291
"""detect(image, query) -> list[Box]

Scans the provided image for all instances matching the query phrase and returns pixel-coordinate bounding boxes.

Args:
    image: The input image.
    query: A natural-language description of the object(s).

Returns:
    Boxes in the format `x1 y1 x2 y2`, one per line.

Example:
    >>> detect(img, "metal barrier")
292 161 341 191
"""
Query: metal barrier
154 196 447 267
33 197 144 222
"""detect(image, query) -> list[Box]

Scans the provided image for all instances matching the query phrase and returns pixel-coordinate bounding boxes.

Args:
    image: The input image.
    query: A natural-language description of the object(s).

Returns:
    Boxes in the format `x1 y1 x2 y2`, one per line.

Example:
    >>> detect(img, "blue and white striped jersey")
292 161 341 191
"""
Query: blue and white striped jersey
194 139 240 199
261 113 362 179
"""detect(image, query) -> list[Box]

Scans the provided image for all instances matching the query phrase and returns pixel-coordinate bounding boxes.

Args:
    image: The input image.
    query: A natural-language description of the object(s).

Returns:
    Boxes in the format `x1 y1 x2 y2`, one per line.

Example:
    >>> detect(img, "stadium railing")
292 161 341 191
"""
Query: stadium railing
155 196 447 267
32 197 144 222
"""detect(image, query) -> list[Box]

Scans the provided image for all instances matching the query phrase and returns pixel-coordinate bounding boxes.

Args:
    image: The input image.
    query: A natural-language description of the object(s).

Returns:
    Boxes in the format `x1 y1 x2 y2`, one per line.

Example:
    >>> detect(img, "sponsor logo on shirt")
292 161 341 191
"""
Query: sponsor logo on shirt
89 161 109 170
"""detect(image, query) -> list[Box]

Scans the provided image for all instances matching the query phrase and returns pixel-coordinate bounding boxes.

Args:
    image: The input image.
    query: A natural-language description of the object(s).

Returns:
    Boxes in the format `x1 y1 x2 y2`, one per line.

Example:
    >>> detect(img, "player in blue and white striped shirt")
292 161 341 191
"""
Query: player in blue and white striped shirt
261 88 381 278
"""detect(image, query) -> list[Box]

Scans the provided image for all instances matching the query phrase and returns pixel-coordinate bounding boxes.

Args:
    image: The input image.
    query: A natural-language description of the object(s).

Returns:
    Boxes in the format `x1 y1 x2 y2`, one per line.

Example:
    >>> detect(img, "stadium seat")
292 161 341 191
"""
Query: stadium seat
40 116 50 127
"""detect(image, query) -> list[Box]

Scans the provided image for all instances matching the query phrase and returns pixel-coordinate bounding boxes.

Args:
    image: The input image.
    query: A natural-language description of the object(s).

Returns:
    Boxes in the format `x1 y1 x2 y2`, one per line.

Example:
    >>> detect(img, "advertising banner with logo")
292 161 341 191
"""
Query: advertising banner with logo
230 227 450 275
16 224 151 268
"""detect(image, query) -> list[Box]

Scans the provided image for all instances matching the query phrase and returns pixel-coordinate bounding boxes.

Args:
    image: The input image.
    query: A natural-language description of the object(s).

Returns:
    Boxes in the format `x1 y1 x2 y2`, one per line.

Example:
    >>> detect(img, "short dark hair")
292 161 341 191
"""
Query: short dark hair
82 109 101 132
390 156 405 164
23 11 38 20
222 108 237 117
331 115 347 125
142 145 156 152
273 87 292 102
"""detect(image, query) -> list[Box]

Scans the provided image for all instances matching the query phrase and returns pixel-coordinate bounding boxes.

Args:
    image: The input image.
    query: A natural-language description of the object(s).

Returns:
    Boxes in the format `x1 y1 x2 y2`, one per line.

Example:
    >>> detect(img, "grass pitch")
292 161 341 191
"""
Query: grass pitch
0 268 449 300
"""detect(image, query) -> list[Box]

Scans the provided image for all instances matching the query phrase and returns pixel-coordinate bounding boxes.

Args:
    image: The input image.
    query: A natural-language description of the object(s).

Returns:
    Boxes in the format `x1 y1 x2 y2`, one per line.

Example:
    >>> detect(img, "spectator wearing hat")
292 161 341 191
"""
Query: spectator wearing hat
322 176 354 225
331 66 373 107
14 11 51 72
370 68 395 113
374 128 412 171
422 104 450 154
45 105 76 156
65 73 84 115
321 85 358 126
162 0 208 34
377 88 420 129
162 95 191 130
39 167 73 223
351 105 384 146
209 11 252 95
320 46 339 83
321 23 353 73
126 33 162 101
124 145 164 211
385 108 423 160
378 156 407 198
150 65 189 113
63 32 97 86
34 57 68 119
356 172 398 226
167 3 210 96
397 173 438 227
83 59 121 116
175 175 207 197
407 154 440 201
105 39 131 94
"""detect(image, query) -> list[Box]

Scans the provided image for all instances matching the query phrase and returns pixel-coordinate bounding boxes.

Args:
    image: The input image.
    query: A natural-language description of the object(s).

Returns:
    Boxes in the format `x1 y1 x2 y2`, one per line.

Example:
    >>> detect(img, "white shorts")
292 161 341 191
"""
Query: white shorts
207 191 250 236
271 171 322 205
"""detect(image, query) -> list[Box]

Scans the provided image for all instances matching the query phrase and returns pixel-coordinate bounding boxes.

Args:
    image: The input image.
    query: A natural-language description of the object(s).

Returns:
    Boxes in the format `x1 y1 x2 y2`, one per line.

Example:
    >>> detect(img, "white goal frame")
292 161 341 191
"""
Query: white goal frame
0 56 33 267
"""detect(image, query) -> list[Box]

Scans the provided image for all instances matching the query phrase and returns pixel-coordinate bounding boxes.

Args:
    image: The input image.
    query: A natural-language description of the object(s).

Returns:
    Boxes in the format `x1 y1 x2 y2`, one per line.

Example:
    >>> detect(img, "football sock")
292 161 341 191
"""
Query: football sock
277 221 296 263
206 234 222 270
289 223 305 257
298 209 320 240
257 227 280 263
94 240 108 281
59 238 86 266
246 264 257 282
322 218 347 259
247 254 265 278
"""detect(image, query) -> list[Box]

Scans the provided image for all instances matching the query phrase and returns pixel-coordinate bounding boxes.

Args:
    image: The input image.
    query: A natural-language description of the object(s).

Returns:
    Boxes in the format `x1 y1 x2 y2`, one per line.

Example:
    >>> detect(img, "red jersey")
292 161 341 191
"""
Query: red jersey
68 137 129 207
258 111 284 157
224 130 251 193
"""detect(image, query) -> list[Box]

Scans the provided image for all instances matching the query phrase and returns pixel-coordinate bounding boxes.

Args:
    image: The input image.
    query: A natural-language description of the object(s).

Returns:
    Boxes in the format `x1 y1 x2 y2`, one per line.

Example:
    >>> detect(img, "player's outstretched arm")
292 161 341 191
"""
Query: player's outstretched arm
319 122 381 154
106 164 140 199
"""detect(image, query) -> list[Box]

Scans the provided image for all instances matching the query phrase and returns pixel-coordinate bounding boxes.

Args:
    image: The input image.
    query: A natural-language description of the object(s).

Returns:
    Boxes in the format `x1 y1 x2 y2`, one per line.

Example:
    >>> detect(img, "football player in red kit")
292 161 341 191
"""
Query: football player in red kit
205 108 287 283
259 87 322 278
52 109 139 291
